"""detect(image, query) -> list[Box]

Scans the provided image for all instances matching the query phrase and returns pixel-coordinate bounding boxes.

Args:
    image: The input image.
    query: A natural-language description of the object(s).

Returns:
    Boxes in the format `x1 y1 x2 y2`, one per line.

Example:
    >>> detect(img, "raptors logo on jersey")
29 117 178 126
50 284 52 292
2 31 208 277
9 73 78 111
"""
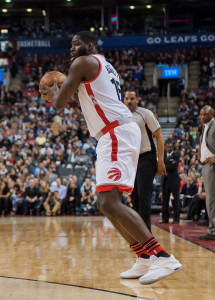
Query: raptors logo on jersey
107 168 122 181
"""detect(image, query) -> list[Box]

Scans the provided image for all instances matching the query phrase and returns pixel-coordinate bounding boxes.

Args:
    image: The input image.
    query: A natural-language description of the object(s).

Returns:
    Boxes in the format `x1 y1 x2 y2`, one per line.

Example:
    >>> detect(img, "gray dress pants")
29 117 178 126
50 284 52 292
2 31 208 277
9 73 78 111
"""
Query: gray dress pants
202 164 215 235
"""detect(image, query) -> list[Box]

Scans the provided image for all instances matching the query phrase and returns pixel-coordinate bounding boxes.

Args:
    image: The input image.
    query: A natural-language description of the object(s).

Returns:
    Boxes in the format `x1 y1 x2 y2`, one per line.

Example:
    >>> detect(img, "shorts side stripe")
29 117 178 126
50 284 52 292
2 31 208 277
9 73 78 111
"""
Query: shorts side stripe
109 128 118 161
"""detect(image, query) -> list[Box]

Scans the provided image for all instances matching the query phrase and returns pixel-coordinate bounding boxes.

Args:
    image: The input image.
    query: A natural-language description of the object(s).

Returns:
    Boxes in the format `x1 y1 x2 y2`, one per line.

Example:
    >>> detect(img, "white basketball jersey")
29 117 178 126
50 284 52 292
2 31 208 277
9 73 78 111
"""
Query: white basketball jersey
78 54 132 137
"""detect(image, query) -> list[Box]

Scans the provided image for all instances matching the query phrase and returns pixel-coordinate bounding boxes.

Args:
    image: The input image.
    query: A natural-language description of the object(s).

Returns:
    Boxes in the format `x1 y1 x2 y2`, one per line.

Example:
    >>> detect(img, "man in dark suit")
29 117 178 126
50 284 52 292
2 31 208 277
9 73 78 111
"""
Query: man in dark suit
161 142 181 224
181 176 198 220
199 105 215 240
181 176 198 197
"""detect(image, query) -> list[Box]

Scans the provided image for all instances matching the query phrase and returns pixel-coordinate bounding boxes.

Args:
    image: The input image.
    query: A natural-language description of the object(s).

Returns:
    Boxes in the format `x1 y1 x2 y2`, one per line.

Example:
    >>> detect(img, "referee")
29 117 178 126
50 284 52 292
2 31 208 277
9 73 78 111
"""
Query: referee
124 90 166 231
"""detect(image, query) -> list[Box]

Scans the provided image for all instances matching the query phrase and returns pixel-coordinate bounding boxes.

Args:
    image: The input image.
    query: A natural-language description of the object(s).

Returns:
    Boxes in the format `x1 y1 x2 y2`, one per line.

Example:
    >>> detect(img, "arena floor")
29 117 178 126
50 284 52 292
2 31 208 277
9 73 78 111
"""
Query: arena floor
0 216 215 300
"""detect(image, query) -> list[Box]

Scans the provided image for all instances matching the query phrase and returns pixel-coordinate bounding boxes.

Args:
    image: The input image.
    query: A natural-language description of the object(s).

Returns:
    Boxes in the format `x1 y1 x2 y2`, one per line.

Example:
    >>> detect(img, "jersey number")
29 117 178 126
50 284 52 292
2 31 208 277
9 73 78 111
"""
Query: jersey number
111 78 121 101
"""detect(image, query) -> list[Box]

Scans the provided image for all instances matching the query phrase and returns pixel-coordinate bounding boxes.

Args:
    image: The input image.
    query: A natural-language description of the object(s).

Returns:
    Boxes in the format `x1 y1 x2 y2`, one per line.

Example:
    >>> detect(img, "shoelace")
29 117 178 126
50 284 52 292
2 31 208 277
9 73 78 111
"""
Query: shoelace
151 258 166 265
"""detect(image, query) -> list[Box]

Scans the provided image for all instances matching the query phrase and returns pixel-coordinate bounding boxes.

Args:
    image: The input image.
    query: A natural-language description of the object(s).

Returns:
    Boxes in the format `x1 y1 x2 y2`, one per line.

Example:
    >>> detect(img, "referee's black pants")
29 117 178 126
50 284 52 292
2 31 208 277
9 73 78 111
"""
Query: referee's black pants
131 151 157 232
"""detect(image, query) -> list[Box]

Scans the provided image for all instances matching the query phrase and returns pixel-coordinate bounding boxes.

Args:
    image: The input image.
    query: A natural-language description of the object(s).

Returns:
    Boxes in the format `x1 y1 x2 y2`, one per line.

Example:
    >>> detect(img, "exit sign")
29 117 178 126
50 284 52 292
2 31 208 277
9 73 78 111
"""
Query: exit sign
162 67 180 78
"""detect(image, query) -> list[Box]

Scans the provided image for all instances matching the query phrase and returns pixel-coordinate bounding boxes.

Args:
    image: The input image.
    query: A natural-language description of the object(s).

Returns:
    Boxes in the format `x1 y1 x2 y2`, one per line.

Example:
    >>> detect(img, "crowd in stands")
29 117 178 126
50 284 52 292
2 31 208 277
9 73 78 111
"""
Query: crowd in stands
199 47 215 89
0 44 214 224
0 17 169 39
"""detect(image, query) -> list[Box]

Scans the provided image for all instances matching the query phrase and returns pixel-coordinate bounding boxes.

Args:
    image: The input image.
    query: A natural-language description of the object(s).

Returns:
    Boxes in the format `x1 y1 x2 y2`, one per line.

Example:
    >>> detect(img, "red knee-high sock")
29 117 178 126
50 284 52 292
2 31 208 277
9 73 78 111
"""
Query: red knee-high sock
130 237 170 258
130 242 150 259
142 236 170 257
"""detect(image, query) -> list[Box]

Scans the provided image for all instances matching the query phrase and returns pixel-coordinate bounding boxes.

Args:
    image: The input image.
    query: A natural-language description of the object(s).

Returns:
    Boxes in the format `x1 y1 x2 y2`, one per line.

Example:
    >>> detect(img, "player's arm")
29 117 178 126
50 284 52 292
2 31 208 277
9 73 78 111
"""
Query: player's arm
39 59 83 108
40 56 99 109
52 57 85 109
153 128 166 176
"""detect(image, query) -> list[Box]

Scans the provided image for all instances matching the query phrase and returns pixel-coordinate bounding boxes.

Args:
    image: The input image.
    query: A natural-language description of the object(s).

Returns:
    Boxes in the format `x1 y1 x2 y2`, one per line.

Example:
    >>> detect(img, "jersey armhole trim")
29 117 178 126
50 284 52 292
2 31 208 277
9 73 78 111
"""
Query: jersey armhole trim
82 56 102 84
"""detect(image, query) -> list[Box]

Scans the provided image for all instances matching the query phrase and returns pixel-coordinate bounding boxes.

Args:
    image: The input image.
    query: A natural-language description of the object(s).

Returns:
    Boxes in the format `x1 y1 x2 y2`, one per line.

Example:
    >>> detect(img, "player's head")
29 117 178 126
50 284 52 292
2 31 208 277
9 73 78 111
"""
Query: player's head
124 89 138 112
166 142 173 153
200 105 214 124
70 31 98 63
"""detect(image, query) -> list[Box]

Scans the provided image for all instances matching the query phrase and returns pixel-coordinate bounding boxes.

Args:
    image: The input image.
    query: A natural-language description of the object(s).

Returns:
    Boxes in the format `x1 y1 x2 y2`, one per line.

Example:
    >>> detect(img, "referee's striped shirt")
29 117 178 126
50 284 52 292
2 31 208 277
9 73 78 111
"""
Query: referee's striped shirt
132 107 160 154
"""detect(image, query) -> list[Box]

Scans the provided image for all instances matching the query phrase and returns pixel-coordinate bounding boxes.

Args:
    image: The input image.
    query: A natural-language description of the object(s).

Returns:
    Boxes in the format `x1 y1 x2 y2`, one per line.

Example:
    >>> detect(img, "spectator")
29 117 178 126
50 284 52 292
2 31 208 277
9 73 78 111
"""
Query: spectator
23 178 40 215
181 176 198 220
0 179 11 216
161 142 181 224
10 184 24 216
78 177 96 215
43 190 61 216
184 176 208 223
64 180 81 215
38 179 49 214
50 177 67 202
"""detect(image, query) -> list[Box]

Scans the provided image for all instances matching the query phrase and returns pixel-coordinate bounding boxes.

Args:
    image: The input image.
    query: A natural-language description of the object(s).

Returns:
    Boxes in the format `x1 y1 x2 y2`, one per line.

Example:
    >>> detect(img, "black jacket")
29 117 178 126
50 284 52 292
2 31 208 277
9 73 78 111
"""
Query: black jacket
164 151 180 175
181 183 198 196
24 187 39 199
161 150 180 185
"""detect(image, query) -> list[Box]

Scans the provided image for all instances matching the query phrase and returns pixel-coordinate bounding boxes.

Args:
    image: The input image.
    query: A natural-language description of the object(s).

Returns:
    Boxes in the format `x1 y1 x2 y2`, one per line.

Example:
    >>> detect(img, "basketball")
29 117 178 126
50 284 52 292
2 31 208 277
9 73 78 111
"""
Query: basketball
39 71 66 91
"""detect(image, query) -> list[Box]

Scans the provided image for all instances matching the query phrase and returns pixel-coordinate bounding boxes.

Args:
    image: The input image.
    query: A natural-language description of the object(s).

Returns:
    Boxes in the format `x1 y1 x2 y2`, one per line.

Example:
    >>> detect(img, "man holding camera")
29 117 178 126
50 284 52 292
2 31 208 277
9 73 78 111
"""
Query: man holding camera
43 190 61 216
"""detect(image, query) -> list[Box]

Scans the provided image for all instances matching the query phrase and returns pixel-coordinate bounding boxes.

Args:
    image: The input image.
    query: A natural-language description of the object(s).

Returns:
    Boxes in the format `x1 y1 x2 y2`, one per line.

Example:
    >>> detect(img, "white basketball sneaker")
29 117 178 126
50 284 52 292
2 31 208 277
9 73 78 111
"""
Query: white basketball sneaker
120 256 155 279
139 254 182 285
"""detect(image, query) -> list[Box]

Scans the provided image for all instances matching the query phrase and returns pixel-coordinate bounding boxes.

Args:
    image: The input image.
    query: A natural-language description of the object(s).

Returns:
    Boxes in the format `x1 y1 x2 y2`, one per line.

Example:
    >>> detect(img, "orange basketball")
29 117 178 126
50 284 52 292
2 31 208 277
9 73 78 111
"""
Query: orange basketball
39 71 66 91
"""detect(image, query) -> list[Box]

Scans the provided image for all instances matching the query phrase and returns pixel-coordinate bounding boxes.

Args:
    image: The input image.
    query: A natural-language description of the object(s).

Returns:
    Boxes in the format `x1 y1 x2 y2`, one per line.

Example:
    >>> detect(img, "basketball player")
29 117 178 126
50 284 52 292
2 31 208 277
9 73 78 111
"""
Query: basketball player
40 31 182 284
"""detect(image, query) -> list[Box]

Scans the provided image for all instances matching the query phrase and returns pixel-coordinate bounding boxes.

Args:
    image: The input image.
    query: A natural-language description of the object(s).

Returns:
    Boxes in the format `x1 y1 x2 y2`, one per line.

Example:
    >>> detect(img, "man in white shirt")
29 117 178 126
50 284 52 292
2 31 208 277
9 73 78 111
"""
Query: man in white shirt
51 178 67 201
199 105 215 240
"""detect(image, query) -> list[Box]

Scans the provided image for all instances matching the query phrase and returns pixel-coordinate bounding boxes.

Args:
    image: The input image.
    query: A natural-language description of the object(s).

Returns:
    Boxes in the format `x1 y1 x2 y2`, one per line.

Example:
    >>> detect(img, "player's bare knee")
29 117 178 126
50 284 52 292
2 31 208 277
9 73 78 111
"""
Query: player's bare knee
97 193 116 216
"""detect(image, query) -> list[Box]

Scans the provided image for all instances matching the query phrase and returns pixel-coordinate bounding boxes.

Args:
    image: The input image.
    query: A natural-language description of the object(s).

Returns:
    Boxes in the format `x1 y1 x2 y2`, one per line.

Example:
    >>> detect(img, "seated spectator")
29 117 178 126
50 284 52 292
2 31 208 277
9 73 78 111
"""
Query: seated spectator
10 184 24 216
89 167 96 183
36 130 46 146
0 162 8 175
0 179 11 216
64 180 81 215
68 175 80 189
176 124 185 139
10 167 18 181
85 142 96 160
146 102 156 114
45 167 58 184
38 179 49 214
5 152 14 166
50 177 67 203
77 177 96 215
181 176 198 219
23 178 40 215
73 156 85 169
34 161 47 176
183 176 208 223
43 190 61 216
40 143 53 157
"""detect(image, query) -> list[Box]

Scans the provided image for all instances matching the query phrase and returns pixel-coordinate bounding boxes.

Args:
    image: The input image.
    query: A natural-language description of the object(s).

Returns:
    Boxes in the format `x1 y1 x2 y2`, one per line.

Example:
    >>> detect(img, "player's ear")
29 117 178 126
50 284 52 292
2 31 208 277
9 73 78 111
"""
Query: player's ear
87 42 94 52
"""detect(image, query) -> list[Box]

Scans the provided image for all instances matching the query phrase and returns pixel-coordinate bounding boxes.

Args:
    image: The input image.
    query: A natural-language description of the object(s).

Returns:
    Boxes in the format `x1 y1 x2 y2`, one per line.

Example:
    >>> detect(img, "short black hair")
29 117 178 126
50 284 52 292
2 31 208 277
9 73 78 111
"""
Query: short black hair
125 89 138 96
75 31 98 48
166 142 173 147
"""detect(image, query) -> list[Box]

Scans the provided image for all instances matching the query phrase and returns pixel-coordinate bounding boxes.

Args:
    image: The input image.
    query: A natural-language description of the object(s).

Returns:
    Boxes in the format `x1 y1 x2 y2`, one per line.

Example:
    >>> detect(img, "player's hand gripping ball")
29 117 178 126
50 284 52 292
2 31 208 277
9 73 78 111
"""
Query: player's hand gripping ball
39 71 66 102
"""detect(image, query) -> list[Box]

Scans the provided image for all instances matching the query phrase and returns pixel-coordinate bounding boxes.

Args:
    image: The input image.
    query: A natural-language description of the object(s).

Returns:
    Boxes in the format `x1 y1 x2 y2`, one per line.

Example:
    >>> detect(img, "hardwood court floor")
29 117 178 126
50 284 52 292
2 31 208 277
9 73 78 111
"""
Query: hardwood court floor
0 216 215 300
